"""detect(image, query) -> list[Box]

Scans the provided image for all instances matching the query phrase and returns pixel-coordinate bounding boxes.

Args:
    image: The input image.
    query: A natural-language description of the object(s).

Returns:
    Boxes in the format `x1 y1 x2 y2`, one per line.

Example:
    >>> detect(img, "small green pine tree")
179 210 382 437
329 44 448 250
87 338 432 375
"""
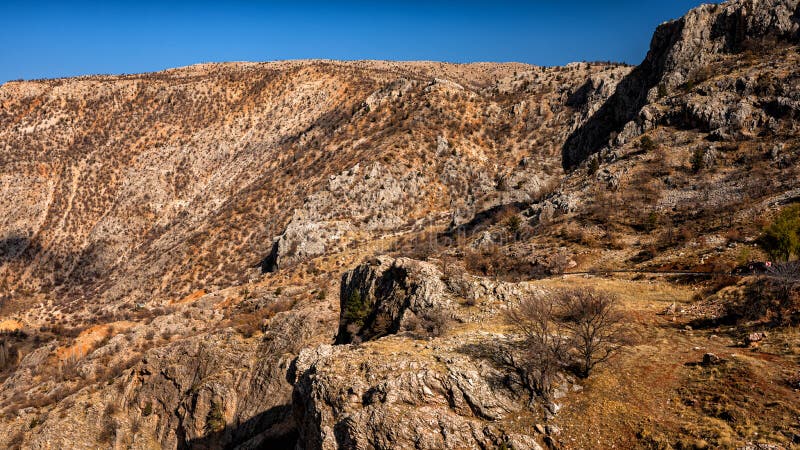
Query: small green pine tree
759 204 800 261
344 290 369 326
206 401 226 433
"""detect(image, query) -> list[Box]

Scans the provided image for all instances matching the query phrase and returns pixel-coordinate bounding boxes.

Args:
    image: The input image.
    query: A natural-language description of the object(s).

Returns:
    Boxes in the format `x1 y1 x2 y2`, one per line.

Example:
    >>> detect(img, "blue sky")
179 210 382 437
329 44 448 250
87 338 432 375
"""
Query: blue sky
0 1 714 83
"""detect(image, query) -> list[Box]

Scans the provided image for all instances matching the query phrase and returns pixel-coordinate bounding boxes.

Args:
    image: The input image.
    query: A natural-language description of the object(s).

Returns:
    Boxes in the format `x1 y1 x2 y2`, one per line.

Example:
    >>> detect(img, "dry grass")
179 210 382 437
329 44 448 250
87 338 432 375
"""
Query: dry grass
534 278 800 449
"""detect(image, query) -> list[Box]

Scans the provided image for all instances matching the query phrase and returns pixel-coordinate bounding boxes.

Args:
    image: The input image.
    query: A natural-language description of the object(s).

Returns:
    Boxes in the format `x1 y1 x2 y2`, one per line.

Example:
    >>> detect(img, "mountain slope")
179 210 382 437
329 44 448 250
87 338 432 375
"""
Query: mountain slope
0 0 799 448
563 0 800 168
0 60 628 448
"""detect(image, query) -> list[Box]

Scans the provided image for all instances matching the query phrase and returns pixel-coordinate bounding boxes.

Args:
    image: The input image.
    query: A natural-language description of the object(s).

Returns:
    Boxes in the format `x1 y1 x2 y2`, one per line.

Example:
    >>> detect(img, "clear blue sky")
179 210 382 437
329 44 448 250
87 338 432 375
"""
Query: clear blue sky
0 1 715 83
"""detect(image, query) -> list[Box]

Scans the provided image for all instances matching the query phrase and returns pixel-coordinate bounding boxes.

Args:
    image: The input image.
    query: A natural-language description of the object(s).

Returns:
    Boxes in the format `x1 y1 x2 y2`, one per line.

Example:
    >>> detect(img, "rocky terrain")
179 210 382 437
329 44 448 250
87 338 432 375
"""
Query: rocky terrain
0 0 799 448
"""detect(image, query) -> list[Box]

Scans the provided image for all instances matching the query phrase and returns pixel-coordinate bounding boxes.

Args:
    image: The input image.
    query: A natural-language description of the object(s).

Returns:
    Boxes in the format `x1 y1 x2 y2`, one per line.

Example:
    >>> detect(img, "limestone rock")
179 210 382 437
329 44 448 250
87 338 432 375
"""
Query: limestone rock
336 256 450 343
291 341 530 450
563 0 800 169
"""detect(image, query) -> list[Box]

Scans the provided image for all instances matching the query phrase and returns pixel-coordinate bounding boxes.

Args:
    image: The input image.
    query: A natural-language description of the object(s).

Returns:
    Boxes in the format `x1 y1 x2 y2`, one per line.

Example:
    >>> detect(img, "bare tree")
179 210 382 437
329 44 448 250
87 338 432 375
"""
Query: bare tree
505 293 571 401
506 288 629 402
767 261 800 282
765 261 800 325
557 287 627 378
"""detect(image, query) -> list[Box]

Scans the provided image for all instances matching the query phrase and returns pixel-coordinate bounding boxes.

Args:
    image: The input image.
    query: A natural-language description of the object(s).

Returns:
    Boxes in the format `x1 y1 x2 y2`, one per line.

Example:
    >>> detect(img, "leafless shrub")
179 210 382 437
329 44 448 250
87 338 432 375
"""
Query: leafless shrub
556 288 628 378
131 416 141 435
7 430 24 450
731 262 800 326
787 372 800 390
103 402 119 416
441 259 471 299
464 246 549 281
414 309 452 338
767 261 800 282
58 350 82 379
506 287 628 400
505 294 571 400
0 339 16 372
98 415 118 444
547 252 571 275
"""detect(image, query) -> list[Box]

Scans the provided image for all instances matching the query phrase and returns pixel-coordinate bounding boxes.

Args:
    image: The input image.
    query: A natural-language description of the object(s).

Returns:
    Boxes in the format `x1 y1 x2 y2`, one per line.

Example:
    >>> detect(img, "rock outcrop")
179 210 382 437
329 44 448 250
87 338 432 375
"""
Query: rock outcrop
335 256 450 344
290 340 541 450
289 256 552 450
563 0 800 169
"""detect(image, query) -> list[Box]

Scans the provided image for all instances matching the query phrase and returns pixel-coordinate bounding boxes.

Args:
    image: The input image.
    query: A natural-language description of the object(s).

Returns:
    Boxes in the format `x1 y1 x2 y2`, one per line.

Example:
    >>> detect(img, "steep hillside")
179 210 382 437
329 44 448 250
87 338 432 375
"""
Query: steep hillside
0 60 626 315
0 0 799 449
0 59 630 448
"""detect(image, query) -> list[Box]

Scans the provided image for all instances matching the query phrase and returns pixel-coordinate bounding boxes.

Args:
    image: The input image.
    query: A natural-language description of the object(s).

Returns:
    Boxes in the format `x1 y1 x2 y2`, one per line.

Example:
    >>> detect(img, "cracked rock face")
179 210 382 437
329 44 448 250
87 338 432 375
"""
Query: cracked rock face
563 0 800 169
335 256 450 344
290 342 540 450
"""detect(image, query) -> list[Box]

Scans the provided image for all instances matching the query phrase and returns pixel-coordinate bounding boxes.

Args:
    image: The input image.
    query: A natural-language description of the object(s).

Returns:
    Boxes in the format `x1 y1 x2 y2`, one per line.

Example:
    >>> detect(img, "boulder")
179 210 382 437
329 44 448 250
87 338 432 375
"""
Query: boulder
336 256 450 343
290 342 527 450
702 353 722 365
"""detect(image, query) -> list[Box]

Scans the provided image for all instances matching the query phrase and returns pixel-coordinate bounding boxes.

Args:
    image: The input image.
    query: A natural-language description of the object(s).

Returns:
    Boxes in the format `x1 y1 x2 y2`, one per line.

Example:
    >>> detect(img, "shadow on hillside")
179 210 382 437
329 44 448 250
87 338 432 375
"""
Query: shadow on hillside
444 201 527 239
454 341 534 405
561 18 685 170
0 233 109 288
183 404 297 450
455 341 511 366
255 241 279 274
0 235 41 263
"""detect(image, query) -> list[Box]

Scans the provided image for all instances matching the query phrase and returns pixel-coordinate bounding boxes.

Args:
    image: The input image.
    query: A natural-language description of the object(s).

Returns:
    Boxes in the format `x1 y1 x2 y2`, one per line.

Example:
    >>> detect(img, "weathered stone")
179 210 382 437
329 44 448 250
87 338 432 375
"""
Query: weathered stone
703 353 722 365
563 0 800 169
336 256 450 343
291 343 527 450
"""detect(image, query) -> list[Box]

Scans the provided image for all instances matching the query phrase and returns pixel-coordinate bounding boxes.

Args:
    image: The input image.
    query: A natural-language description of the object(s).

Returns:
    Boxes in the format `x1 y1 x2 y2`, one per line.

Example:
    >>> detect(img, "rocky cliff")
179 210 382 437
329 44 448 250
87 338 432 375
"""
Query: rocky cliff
563 0 800 169
292 257 550 450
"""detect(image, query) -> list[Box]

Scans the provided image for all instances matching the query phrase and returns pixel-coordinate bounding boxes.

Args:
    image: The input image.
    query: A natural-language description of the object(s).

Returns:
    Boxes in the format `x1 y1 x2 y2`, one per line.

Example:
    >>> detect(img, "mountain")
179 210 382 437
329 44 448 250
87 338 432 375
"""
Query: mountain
0 0 798 448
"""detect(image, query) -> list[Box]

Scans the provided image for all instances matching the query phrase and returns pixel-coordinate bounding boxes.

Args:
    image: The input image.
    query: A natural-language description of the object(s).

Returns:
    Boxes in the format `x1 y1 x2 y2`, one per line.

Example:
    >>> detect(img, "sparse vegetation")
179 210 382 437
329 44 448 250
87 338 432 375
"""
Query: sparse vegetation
724 262 800 326
98 416 118 444
657 83 668 98
206 401 226 433
758 204 800 261
506 287 628 401
410 309 452 338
